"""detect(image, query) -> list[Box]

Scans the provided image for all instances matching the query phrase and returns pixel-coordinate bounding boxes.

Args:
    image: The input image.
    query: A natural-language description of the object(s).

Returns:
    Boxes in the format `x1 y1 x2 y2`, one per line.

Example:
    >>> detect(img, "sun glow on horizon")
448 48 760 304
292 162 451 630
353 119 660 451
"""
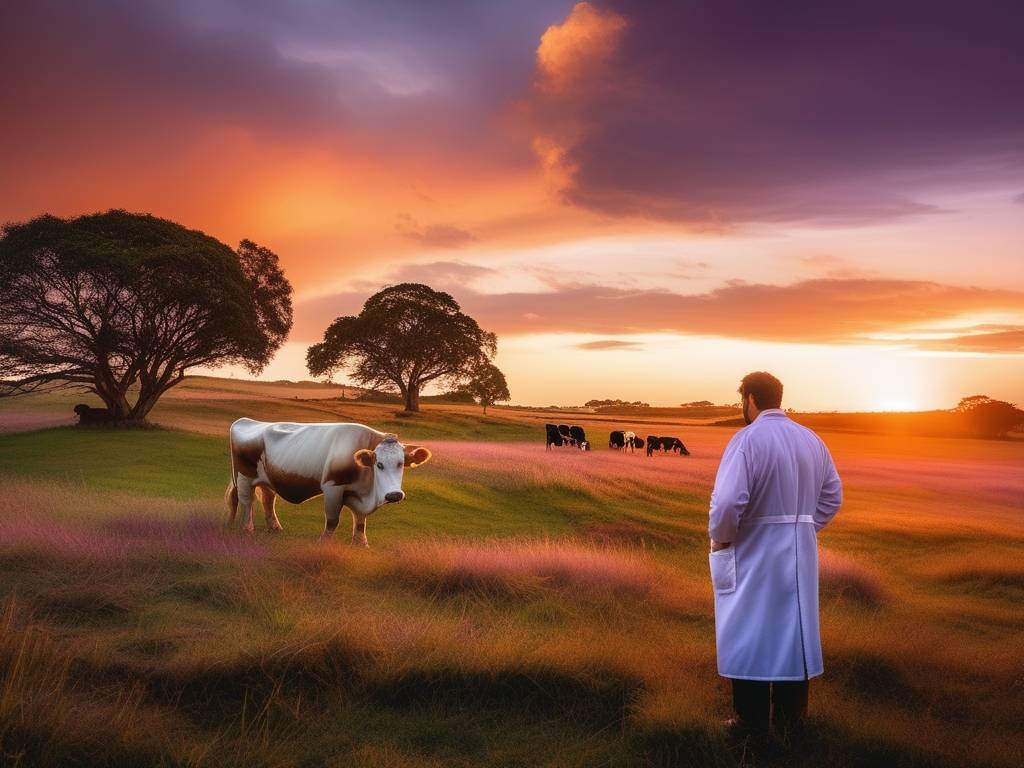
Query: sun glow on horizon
872 398 925 413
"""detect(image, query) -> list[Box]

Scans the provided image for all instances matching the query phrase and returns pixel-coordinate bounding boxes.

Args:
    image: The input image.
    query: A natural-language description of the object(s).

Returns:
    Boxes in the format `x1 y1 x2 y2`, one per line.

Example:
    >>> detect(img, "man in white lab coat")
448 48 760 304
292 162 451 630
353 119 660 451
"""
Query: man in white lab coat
708 371 842 739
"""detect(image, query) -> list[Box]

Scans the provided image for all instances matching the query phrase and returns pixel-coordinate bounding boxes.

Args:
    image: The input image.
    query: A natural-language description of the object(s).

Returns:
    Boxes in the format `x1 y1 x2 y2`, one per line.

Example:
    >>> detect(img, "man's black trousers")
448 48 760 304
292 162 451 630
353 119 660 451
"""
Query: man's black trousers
731 678 808 733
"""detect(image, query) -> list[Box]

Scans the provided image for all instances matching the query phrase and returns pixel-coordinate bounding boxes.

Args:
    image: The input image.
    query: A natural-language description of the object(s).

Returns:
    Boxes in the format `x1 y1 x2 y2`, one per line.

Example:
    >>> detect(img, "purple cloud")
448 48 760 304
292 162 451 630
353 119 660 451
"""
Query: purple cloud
523 1 1024 225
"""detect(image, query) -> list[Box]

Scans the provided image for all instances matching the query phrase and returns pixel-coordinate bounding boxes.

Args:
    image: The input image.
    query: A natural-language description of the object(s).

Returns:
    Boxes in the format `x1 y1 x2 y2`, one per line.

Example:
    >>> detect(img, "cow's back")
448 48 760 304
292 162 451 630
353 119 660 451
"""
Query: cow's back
230 419 383 504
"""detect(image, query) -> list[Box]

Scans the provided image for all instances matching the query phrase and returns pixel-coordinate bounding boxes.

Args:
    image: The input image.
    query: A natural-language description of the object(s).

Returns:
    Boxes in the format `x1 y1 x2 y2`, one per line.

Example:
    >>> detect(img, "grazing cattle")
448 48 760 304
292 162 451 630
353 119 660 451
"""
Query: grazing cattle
545 423 564 450
226 418 431 546
557 424 574 446
74 404 113 425
659 436 691 455
623 431 637 453
631 435 645 450
569 425 589 450
609 430 625 449
646 435 660 457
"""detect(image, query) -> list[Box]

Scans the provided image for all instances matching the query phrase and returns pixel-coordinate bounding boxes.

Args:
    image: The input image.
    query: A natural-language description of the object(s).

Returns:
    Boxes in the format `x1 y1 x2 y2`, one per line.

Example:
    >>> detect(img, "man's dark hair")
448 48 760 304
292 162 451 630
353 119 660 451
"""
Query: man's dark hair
739 371 783 410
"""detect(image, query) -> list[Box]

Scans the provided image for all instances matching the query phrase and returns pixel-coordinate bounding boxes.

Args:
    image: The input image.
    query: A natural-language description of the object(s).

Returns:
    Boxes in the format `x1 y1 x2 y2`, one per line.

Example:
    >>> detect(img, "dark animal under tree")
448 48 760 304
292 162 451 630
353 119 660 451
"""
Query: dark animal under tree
74 404 113 425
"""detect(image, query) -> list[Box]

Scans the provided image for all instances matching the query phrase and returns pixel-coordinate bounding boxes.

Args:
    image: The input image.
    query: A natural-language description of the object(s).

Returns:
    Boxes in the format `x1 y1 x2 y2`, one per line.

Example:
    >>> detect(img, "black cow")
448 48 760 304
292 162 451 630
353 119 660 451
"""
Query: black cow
557 424 574 446
659 436 691 456
545 423 564 450
646 435 660 456
74 404 113 425
609 430 625 449
569 425 589 450
631 436 645 450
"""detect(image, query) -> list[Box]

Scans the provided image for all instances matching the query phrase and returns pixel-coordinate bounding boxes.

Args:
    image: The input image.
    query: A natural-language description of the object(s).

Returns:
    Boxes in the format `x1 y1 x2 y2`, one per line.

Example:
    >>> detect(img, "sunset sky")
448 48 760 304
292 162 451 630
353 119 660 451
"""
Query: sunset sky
2 1 1023 410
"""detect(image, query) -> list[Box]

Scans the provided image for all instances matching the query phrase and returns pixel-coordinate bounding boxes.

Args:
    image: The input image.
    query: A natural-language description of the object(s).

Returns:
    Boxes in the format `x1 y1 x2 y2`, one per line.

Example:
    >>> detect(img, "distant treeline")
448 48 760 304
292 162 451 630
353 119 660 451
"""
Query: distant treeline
596 404 741 418
715 397 1024 440
352 389 476 405
585 399 650 408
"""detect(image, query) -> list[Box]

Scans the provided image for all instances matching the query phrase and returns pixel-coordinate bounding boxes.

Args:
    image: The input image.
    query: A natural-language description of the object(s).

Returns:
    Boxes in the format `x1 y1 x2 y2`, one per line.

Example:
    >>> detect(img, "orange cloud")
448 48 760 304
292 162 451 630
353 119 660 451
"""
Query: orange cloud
535 2 628 94
920 326 1024 354
295 276 1024 355
576 340 645 351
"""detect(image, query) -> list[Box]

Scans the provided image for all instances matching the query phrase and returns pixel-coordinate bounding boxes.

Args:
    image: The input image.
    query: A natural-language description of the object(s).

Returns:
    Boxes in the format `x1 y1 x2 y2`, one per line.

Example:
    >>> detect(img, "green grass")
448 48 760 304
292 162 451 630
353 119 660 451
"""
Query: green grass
0 426 227 499
0 428 577 541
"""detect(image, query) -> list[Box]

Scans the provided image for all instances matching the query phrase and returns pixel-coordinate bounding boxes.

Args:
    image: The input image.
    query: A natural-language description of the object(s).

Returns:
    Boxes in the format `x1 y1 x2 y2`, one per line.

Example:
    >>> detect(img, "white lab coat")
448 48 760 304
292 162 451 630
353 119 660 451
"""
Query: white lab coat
708 409 842 680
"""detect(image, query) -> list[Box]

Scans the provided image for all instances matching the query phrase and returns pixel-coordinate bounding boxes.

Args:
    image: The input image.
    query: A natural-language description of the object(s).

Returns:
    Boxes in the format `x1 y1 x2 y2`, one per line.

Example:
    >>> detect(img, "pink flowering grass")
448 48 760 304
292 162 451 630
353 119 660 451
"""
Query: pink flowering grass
1 479 263 561
0 514 265 561
422 441 719 510
389 538 655 597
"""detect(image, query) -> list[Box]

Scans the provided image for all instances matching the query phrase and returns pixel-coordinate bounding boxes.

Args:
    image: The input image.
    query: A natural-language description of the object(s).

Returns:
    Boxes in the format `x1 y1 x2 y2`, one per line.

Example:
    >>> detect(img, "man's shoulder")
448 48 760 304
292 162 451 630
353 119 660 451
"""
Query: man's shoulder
725 426 751 450
750 413 823 445
777 418 831 458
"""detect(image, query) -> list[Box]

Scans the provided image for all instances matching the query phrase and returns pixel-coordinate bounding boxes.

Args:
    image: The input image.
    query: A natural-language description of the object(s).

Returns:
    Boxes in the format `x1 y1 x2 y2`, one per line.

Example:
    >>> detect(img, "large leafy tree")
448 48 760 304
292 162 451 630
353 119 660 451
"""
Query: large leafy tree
307 283 496 412
0 210 292 423
955 395 1024 439
460 360 510 414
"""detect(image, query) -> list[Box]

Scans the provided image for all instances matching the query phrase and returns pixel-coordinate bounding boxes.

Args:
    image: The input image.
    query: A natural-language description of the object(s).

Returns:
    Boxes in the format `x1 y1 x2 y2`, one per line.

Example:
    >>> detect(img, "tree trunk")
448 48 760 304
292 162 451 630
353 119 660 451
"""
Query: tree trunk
404 385 420 412
130 389 163 423
93 379 133 422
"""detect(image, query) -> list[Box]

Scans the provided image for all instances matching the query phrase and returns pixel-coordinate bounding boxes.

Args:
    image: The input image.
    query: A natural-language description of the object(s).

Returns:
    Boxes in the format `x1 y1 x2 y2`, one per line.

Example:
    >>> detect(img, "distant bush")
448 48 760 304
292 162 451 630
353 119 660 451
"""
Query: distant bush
354 389 403 403
679 400 714 407
955 395 1024 439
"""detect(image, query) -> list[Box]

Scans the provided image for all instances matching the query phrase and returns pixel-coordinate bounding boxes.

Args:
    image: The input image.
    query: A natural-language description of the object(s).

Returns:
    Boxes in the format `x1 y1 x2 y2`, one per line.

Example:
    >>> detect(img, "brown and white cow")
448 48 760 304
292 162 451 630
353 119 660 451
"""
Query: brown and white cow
225 418 432 546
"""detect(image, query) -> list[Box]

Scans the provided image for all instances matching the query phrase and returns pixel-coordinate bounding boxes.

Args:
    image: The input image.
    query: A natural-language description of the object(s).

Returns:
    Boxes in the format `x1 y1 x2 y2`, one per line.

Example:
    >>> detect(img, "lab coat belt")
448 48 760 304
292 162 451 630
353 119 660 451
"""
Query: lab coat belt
743 514 816 526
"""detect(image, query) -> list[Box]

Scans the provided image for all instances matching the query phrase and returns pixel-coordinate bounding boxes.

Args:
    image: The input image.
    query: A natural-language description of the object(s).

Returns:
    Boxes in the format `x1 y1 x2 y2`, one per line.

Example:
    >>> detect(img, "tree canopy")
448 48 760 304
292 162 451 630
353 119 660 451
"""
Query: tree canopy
307 283 496 412
954 395 1024 439
0 210 292 422
460 360 510 414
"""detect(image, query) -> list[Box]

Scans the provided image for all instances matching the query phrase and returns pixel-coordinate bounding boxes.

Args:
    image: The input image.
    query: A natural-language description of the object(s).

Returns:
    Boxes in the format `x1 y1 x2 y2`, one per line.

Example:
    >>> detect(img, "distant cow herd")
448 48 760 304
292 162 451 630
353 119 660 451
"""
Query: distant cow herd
547 424 690 456
609 429 689 456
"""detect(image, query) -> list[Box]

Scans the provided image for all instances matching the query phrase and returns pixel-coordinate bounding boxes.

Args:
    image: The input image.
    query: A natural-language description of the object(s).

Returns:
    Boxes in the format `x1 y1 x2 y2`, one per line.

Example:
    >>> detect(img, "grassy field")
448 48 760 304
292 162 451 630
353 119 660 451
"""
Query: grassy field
1 380 1022 767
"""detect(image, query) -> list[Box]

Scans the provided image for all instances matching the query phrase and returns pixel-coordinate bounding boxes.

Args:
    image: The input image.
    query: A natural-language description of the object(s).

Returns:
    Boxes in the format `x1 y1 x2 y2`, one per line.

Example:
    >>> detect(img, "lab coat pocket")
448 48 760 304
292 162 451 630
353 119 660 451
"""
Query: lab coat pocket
709 548 737 594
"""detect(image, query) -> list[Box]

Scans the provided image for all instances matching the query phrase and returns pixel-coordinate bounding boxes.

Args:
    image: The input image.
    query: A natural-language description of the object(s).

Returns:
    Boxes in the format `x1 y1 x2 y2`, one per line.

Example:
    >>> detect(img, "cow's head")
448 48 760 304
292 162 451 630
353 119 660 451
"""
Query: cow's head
352 434 432 510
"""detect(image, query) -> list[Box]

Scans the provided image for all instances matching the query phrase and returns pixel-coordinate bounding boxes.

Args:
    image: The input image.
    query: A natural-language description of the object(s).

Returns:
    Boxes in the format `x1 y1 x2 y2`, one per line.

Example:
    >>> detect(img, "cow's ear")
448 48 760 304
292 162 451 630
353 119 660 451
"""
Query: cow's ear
353 449 376 468
404 445 432 468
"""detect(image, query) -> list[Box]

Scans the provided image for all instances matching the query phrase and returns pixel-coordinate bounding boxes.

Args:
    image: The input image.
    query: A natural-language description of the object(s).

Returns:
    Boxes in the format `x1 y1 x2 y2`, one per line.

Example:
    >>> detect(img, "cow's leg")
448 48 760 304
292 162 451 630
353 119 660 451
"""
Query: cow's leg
225 480 239 525
320 487 345 541
236 474 256 534
351 511 369 548
257 486 283 533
